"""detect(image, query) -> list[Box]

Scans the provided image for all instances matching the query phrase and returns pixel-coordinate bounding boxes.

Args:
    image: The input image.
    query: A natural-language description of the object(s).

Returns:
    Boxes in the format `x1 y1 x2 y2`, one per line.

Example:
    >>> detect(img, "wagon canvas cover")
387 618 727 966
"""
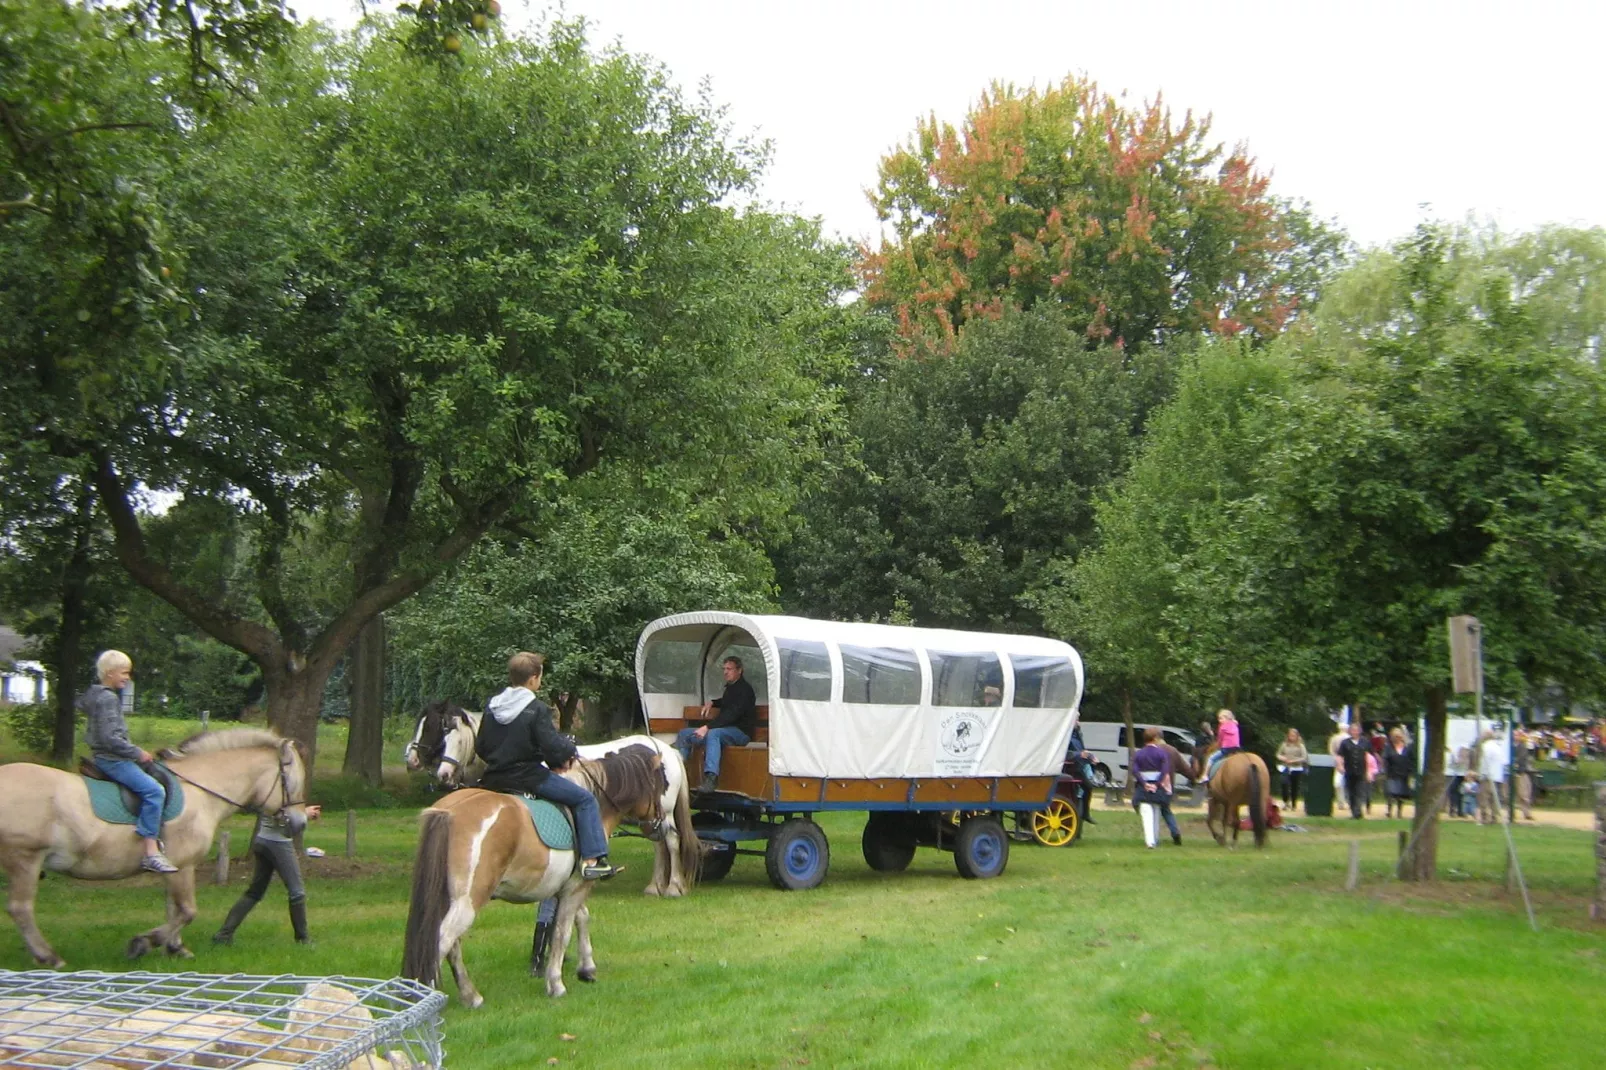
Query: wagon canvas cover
636 612 1084 780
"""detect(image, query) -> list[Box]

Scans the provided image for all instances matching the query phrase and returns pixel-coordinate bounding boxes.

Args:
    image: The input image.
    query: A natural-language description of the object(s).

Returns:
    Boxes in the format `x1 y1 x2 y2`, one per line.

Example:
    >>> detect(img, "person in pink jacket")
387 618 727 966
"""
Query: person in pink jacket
1205 708 1242 780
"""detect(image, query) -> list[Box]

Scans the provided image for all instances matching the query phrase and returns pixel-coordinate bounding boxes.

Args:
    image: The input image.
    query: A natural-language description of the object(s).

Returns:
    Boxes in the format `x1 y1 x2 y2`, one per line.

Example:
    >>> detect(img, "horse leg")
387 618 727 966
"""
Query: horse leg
1229 804 1241 849
545 886 591 998
163 867 198 958
444 939 484 1010
574 903 596 982
1207 796 1225 846
4 852 64 968
127 867 196 959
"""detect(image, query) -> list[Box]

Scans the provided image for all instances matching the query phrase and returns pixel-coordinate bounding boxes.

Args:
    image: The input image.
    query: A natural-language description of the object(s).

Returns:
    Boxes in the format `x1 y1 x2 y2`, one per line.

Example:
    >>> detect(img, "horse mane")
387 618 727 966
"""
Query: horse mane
579 744 667 814
170 727 286 756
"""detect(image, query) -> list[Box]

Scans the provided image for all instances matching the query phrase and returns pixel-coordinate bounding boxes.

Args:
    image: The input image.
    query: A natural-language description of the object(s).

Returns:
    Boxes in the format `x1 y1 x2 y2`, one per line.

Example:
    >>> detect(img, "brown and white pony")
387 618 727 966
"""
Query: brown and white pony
421 702 700 899
401 744 668 1005
0 728 308 967
1192 742 1270 848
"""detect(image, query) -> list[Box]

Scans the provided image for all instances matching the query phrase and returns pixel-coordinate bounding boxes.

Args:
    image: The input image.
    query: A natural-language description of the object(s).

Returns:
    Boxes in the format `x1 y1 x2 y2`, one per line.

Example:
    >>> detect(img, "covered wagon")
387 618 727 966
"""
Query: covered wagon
636 612 1084 889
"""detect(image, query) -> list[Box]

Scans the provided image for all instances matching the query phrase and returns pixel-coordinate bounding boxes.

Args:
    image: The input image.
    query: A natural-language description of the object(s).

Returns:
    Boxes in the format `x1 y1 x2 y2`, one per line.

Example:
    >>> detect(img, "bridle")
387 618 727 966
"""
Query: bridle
165 740 304 823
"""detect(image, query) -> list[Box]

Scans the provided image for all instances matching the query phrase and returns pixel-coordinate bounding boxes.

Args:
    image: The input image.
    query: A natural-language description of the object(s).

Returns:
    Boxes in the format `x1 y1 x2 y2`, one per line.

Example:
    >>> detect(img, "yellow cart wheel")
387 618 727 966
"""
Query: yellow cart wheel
1030 797 1080 847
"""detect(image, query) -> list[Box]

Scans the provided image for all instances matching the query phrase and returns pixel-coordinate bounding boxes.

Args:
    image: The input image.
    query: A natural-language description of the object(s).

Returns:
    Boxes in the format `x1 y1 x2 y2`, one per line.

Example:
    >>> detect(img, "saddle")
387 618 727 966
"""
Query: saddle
78 758 185 827
510 795 577 853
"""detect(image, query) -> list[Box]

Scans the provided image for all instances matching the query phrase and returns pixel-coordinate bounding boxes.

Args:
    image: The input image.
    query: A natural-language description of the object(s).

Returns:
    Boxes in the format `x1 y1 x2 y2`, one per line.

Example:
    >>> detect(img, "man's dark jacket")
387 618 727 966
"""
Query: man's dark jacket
709 676 758 737
476 696 577 795
1337 736 1370 778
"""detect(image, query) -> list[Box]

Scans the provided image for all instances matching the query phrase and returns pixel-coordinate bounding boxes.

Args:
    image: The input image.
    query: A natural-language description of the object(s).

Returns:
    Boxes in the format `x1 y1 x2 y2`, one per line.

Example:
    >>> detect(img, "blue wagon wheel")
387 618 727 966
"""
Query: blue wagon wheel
765 818 830 891
954 815 1009 879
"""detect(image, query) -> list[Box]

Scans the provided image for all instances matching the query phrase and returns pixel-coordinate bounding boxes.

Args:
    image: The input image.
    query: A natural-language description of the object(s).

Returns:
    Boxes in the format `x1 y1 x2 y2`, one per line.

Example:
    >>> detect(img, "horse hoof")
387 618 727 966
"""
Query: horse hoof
126 936 151 960
462 994 484 1010
642 885 662 897
39 955 64 970
577 967 596 983
166 944 194 960
546 982 566 998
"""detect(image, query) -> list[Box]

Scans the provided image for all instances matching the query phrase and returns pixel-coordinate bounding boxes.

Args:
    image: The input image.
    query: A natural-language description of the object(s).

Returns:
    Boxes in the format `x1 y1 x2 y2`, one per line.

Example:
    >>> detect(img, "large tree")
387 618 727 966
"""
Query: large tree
861 75 1345 357
1055 225 1606 877
18 17 848 759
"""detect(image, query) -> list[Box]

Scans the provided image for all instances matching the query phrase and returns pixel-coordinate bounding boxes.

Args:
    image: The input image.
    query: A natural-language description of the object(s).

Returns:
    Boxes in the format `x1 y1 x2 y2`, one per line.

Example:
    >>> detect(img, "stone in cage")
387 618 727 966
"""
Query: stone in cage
0 970 446 1069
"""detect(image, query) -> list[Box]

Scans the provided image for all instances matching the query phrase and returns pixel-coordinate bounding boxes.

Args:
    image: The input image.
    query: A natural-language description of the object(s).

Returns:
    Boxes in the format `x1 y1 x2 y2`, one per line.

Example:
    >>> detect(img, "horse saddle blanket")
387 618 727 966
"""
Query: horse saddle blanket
517 797 576 852
80 762 185 826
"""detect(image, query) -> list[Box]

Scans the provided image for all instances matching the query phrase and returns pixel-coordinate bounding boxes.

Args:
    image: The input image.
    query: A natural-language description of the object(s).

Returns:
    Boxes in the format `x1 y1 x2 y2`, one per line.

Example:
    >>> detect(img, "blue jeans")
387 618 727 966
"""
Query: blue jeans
94 757 165 840
675 726 750 775
1158 801 1181 839
535 774 609 862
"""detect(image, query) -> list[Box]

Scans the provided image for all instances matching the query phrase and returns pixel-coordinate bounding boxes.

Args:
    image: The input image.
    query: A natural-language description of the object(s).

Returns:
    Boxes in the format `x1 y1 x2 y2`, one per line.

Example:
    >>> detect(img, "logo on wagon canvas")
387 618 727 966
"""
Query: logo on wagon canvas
939 712 985 757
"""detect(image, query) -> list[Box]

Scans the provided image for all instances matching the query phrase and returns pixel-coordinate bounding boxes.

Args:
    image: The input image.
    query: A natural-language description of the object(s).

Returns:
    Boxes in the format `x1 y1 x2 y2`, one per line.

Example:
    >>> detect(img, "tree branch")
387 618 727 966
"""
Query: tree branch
91 449 285 667
36 122 155 146
159 434 305 647
0 197 50 216
309 484 521 671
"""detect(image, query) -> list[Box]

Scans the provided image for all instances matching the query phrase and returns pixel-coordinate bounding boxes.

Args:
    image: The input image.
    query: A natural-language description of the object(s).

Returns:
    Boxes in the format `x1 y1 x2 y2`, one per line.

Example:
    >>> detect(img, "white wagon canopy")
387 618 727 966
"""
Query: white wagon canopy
636 612 1084 782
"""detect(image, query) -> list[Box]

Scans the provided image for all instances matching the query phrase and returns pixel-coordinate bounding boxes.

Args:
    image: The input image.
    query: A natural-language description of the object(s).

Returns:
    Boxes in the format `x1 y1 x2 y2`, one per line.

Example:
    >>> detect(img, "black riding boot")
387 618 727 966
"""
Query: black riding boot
212 894 260 945
288 896 311 944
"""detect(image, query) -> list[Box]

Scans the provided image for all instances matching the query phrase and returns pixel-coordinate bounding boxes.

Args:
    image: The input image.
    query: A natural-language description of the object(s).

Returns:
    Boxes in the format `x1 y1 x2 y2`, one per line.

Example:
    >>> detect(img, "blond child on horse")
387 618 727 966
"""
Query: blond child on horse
77 651 177 874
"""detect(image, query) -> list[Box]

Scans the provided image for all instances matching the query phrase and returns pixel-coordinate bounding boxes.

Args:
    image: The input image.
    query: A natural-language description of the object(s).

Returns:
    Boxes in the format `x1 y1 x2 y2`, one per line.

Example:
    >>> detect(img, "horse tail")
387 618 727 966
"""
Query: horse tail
1248 761 1268 848
673 763 700 888
403 808 452 987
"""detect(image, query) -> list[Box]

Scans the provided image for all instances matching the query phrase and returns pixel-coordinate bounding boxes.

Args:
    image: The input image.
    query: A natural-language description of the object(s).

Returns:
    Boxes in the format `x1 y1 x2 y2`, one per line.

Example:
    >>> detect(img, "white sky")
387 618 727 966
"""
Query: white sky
298 0 1605 250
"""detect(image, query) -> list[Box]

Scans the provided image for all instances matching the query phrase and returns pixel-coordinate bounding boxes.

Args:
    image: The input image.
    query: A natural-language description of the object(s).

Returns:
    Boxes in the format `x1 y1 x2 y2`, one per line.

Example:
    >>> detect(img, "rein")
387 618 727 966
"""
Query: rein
164 741 303 821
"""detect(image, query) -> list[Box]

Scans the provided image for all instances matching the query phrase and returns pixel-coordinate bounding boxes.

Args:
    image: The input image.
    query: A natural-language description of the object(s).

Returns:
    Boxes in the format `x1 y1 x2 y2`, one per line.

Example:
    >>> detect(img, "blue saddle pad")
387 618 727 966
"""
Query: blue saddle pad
518 797 575 852
84 767 185 826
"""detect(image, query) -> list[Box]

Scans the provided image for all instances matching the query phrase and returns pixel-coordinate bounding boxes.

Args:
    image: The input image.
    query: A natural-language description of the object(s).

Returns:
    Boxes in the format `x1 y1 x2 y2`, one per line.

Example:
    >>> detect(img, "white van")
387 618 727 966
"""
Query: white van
1077 721 1198 791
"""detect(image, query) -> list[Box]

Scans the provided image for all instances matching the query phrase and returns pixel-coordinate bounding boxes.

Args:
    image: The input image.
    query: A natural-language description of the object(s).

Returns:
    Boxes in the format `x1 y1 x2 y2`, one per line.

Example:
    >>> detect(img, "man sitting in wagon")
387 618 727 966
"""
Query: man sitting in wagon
476 652 619 880
676 656 757 793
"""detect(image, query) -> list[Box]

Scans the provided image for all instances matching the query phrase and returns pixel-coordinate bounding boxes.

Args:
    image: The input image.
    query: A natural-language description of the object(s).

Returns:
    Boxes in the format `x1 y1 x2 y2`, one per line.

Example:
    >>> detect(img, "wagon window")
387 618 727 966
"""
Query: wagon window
1011 655 1077 709
927 650 1002 707
839 645 921 706
705 640 768 704
778 639 832 702
643 641 702 694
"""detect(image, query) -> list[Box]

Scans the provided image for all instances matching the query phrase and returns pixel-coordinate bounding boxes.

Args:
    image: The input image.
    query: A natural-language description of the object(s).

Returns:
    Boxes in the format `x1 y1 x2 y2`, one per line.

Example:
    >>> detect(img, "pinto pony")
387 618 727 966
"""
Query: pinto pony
1192 742 1270 848
402 744 668 1005
421 703 699 899
0 729 308 966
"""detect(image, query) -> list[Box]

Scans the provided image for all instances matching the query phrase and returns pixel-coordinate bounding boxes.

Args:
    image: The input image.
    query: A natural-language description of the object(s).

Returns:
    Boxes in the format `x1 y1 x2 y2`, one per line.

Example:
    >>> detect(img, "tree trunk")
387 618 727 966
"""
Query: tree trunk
264 663 336 771
342 615 386 786
556 690 580 736
1402 685 1448 881
1122 686 1137 803
51 486 96 765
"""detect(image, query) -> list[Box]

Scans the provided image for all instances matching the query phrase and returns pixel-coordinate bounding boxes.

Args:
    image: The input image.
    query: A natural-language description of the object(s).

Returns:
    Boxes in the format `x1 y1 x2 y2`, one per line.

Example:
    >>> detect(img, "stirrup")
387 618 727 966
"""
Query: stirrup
580 860 622 881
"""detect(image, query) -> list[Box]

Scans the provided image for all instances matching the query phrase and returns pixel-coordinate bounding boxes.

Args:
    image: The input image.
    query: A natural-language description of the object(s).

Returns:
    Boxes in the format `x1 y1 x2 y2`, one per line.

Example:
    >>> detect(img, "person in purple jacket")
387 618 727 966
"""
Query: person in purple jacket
1131 728 1174 849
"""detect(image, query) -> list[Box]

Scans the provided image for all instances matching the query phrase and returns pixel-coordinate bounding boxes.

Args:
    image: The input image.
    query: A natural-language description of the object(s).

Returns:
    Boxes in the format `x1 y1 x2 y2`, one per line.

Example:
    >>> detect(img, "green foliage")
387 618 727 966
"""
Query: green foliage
4 703 59 755
1055 224 1606 718
389 500 776 717
779 307 1172 631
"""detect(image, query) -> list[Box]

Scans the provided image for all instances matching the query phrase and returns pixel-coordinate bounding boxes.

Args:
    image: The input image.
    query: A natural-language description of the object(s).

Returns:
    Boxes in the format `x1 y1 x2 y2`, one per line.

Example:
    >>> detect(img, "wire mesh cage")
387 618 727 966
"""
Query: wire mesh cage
0 970 446 1069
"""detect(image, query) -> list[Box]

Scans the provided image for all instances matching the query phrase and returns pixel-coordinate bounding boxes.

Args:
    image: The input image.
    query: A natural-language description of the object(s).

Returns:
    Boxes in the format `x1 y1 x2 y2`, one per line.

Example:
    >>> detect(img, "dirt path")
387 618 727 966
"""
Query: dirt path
1089 792 1596 830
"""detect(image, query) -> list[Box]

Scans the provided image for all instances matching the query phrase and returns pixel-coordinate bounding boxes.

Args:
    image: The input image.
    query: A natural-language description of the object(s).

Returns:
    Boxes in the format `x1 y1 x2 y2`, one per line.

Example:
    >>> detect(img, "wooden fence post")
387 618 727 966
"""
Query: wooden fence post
345 809 356 859
213 830 230 885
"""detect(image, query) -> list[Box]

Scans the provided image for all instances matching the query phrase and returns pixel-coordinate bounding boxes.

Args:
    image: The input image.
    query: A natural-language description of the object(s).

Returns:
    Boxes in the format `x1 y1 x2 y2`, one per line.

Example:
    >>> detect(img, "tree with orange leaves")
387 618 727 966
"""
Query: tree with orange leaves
862 75 1336 356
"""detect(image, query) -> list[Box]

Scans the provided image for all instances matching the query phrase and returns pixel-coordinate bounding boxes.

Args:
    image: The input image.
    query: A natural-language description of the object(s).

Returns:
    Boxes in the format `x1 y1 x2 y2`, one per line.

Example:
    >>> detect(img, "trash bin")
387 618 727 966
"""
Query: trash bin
1305 755 1336 817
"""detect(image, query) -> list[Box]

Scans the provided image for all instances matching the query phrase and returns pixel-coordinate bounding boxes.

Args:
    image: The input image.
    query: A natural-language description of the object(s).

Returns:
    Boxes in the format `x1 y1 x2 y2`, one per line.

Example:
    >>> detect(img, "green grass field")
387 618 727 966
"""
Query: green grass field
3 719 1604 1068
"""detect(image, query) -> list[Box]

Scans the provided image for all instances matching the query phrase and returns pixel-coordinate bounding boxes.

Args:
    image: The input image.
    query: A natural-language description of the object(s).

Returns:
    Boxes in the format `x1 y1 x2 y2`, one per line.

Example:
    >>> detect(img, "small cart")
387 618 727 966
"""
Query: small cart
637 612 1084 889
